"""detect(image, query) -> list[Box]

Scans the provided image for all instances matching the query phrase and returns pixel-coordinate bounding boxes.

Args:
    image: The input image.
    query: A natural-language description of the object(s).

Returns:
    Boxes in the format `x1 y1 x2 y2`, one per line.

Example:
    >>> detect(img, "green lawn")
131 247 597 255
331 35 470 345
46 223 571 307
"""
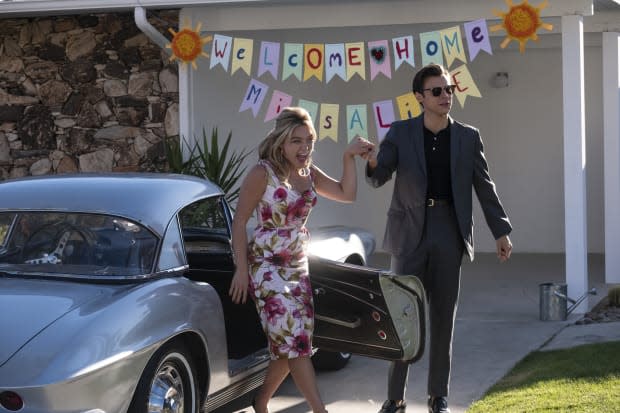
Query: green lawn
467 341 620 413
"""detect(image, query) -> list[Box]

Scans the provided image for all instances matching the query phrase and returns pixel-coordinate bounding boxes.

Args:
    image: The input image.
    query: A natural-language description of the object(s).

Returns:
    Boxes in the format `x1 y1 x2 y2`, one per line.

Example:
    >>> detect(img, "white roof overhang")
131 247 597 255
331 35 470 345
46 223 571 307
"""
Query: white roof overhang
0 0 599 20
3 0 619 33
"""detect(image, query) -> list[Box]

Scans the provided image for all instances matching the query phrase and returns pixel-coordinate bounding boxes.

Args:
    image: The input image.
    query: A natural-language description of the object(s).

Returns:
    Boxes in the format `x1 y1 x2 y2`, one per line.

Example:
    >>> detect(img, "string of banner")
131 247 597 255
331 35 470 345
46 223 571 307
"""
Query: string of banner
169 1 553 142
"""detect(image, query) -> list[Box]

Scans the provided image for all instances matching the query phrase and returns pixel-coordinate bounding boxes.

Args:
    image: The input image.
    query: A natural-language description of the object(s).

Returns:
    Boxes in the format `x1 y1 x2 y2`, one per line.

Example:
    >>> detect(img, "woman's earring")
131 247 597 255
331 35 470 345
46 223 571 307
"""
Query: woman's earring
299 167 310 177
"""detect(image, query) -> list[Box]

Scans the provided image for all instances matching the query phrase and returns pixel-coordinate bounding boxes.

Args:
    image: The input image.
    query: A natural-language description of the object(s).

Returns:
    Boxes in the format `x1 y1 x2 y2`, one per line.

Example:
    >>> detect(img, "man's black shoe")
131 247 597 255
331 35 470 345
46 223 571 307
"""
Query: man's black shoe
428 396 450 413
378 399 406 413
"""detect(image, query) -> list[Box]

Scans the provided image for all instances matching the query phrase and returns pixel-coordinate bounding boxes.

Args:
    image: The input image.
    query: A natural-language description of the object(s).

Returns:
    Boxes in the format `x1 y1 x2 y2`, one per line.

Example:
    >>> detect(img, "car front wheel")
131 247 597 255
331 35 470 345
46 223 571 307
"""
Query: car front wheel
311 349 352 371
128 341 198 413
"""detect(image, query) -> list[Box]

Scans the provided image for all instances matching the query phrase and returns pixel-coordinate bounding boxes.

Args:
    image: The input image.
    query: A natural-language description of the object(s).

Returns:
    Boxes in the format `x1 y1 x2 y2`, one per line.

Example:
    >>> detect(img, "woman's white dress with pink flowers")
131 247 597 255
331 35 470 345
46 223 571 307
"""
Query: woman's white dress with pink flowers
248 160 318 360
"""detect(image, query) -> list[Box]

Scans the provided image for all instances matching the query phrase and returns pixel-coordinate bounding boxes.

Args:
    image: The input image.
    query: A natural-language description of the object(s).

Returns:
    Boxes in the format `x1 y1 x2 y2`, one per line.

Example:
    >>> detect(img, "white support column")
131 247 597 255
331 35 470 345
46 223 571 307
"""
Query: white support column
603 32 620 284
178 8 194 159
562 15 588 313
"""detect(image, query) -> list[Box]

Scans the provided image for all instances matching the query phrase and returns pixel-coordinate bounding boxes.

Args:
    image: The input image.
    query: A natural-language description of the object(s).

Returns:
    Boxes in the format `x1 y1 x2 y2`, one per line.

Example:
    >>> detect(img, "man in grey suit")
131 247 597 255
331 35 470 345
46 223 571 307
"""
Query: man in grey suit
367 64 513 413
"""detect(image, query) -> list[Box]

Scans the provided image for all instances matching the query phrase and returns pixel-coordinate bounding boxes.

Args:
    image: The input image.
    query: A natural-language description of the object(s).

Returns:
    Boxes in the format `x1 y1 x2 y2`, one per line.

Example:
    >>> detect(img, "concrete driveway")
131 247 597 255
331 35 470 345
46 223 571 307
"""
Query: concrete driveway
225 253 608 413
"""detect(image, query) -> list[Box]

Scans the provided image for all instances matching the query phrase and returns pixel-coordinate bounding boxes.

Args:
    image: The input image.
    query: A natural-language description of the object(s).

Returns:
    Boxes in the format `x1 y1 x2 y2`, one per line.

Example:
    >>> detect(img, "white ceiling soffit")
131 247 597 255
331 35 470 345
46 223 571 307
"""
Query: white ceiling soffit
0 0 596 20
182 0 596 32
0 0 269 17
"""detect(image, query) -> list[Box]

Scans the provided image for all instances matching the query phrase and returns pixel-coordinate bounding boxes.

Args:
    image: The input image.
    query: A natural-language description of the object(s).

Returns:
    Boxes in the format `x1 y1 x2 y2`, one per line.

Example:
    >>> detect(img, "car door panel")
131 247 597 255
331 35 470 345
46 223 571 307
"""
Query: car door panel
309 256 426 363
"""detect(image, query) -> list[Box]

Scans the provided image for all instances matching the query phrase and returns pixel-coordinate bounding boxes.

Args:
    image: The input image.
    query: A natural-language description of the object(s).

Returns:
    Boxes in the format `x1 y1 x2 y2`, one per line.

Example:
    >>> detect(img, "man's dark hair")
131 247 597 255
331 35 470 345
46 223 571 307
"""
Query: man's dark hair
412 63 450 94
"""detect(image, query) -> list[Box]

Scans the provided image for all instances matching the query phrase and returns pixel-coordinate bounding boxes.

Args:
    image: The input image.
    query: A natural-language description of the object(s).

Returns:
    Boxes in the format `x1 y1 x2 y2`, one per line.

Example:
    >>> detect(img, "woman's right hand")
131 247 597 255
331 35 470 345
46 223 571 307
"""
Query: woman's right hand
229 269 249 304
345 135 375 159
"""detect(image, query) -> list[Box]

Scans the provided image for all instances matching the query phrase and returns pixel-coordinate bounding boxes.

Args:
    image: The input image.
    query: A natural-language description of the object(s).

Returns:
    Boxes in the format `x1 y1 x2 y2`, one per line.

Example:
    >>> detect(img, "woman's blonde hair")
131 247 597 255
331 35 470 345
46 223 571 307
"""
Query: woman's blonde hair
258 107 317 180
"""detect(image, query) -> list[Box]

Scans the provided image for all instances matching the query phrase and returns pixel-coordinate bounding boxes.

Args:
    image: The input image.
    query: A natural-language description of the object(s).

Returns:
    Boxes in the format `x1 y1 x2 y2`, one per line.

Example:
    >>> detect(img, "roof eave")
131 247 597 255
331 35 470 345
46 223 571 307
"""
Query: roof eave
0 0 270 18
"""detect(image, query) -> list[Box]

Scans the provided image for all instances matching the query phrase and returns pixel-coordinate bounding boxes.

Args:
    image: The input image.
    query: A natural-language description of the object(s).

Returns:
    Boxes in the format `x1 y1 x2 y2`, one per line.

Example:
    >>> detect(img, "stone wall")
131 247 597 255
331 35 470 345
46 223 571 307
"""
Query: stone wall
0 11 179 180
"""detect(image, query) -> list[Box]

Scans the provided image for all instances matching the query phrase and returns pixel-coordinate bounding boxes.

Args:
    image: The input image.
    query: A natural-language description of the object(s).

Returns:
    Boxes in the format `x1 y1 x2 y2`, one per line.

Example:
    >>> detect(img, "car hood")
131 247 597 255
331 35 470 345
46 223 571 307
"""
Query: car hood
0 276 113 366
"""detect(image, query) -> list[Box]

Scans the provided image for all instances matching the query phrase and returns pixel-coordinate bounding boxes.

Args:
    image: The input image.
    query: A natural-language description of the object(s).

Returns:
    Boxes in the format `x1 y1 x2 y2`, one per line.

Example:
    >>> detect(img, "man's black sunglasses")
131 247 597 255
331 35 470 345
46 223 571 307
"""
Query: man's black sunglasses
422 85 457 97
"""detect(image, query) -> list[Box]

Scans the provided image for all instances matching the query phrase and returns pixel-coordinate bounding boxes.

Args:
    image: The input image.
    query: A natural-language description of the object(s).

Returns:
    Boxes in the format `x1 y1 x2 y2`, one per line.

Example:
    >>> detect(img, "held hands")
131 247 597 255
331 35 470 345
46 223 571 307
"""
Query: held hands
345 135 375 160
366 144 378 169
229 269 249 304
496 235 513 263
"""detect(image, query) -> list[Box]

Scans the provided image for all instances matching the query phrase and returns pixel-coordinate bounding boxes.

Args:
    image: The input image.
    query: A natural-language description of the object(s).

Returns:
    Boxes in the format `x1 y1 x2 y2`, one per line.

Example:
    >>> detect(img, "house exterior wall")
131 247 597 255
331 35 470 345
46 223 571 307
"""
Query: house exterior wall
189 26 605 254
0 11 180 178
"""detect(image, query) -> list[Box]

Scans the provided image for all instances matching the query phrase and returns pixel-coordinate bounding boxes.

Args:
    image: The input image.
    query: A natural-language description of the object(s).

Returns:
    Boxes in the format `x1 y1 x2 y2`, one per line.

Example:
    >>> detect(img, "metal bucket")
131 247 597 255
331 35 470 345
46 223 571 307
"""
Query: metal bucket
539 283 568 321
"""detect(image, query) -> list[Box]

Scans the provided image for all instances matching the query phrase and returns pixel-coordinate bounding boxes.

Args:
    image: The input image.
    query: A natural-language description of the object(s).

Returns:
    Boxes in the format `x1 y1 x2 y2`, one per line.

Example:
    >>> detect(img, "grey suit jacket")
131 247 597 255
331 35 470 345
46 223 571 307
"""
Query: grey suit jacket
366 115 512 261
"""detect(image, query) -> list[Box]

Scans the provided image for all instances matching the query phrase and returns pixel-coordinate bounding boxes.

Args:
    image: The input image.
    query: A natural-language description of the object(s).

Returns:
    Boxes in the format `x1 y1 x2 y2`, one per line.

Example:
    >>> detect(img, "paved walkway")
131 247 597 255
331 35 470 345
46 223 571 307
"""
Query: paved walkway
230 253 618 413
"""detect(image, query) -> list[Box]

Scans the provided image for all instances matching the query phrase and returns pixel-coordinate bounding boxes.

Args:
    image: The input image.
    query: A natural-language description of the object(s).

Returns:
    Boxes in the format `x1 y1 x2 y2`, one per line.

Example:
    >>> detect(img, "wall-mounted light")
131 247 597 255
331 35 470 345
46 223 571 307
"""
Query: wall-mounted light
492 72 510 88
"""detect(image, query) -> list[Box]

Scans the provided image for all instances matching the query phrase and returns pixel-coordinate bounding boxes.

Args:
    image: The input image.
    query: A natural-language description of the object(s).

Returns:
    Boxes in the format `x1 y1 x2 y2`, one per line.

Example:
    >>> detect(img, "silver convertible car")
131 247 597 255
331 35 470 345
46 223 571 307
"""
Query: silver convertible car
0 174 426 413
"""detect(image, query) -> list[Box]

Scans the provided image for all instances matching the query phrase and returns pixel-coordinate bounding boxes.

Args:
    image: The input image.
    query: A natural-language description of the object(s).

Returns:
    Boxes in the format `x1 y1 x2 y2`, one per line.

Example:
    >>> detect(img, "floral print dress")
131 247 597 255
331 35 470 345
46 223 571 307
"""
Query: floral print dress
248 160 318 360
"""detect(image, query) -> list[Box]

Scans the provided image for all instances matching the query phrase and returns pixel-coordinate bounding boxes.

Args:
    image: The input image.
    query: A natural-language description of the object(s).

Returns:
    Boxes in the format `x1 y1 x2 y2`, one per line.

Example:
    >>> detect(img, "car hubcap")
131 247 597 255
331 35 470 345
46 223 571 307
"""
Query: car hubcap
148 362 185 413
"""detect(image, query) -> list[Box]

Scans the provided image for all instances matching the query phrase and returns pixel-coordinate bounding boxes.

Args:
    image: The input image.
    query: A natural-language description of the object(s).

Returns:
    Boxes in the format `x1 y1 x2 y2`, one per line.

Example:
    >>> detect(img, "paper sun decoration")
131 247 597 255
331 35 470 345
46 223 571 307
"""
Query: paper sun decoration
490 0 553 53
166 22 212 69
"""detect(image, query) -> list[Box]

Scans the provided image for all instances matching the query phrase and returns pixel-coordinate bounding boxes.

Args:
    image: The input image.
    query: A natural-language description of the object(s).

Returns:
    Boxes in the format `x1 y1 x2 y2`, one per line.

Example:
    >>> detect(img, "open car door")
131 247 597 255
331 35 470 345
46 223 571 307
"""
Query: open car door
309 256 426 364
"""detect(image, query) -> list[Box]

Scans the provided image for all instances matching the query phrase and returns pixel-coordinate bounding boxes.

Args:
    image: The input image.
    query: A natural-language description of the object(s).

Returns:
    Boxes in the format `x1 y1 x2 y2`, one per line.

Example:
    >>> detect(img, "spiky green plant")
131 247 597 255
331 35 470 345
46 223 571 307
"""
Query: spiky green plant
164 135 195 175
609 285 620 307
190 128 250 205
164 128 250 208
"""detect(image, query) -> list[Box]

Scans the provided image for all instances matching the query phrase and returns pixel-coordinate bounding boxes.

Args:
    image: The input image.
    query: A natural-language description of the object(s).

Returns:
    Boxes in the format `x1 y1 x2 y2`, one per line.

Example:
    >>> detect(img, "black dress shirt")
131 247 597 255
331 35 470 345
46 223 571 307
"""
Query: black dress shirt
424 125 452 200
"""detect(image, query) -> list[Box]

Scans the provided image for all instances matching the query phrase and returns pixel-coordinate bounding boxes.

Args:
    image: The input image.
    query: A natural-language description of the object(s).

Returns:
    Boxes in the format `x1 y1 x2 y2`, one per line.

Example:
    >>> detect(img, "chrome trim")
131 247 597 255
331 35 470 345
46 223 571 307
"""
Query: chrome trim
313 335 399 352
0 265 189 282
204 369 267 412
315 314 361 329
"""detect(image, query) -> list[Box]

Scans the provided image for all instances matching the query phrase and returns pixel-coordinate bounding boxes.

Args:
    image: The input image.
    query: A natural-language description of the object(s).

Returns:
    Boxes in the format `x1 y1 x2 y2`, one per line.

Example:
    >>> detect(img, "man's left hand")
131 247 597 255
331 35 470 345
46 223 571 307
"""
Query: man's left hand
496 235 512 263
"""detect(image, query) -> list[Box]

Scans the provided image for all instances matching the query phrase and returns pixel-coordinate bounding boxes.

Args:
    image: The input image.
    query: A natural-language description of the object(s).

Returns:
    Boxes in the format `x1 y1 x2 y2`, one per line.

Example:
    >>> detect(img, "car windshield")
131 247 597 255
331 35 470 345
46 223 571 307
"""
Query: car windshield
0 212 158 277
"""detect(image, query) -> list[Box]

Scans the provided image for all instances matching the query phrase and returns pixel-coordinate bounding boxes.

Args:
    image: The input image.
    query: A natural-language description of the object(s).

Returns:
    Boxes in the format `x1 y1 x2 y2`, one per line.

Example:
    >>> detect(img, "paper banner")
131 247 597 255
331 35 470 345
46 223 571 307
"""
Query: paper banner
239 78 269 117
318 103 339 142
346 105 368 142
282 43 303 81
304 44 324 82
368 40 392 80
419 31 444 67
373 100 395 142
392 35 415 70
450 64 481 108
325 43 346 83
231 37 253 76
298 99 319 127
345 42 366 81
464 19 493 61
258 41 280 79
440 26 467 69
265 90 293 122
210 34 233 71
396 92 422 120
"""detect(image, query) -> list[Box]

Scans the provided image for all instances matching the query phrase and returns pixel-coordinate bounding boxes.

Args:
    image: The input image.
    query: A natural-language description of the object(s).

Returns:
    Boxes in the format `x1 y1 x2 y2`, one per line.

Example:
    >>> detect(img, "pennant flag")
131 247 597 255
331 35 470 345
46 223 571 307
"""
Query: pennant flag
396 92 422 120
373 100 395 142
265 90 293 122
450 64 481 108
258 41 280 79
304 44 324 82
319 103 339 142
239 78 269 117
231 37 253 76
345 42 366 81
298 99 319 127
464 19 493 61
283 43 303 81
392 35 415 70
440 26 467 69
346 105 368 142
368 40 392 80
325 43 346 83
210 34 233 71
419 31 444 67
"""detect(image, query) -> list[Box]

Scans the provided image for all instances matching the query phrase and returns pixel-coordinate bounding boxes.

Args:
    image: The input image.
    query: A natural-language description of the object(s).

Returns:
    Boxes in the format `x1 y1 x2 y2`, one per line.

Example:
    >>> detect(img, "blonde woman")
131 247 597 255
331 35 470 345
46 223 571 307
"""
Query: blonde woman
229 107 373 413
